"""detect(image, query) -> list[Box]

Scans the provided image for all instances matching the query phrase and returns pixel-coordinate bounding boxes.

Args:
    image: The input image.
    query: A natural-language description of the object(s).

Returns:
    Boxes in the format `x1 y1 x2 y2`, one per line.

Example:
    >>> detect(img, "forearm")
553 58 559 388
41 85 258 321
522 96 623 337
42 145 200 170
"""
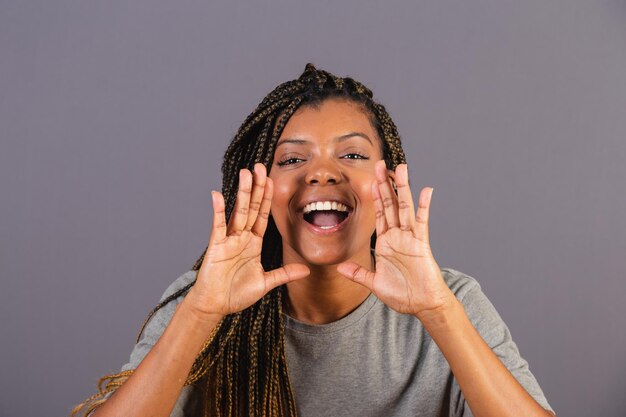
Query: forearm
417 297 554 417
92 299 223 417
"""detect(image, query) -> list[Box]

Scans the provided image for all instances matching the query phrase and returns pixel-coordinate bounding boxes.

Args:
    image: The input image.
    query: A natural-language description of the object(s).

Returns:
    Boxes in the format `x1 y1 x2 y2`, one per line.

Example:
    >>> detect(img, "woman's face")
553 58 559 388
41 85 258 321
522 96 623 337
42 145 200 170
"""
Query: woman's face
269 98 384 266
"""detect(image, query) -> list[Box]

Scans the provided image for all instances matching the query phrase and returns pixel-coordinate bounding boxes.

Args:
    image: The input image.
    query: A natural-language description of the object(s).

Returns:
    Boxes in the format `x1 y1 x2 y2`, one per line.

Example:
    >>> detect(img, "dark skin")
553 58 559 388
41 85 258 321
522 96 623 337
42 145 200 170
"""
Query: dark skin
93 98 554 417
269 98 383 324
186 98 554 416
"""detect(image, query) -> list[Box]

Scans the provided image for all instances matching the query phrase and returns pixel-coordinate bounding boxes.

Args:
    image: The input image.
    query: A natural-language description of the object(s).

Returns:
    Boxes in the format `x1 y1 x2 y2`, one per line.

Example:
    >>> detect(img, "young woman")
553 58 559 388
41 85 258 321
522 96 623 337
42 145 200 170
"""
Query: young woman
73 64 555 417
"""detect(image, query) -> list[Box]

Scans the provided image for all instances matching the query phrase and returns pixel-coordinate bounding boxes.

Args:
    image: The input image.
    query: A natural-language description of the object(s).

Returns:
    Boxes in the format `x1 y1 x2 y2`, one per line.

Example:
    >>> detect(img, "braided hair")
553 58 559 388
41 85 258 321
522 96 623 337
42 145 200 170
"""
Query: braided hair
72 63 406 417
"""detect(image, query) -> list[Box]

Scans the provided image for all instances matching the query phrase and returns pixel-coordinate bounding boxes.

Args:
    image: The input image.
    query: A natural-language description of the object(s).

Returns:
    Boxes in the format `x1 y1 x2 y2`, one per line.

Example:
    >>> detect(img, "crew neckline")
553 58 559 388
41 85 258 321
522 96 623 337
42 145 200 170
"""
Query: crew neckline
281 292 379 334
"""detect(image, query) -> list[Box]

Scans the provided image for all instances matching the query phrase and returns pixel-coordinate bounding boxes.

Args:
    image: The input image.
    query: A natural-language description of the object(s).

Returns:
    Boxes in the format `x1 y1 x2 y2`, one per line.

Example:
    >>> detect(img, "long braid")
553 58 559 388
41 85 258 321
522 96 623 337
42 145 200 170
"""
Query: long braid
72 63 407 417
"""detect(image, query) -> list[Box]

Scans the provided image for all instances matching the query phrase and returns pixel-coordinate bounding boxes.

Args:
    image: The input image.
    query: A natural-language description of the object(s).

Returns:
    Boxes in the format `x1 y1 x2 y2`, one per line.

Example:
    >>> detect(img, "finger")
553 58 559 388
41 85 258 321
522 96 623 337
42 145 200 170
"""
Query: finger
244 163 267 232
337 262 376 292
415 187 434 243
264 263 310 292
375 160 400 229
395 164 416 232
227 169 252 235
251 177 273 237
371 181 388 235
209 190 227 244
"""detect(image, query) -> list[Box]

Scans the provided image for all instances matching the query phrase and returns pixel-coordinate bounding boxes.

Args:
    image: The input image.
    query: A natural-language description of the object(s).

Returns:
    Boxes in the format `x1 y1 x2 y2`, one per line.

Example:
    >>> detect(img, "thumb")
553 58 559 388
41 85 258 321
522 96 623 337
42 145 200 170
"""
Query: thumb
264 263 310 292
337 262 375 291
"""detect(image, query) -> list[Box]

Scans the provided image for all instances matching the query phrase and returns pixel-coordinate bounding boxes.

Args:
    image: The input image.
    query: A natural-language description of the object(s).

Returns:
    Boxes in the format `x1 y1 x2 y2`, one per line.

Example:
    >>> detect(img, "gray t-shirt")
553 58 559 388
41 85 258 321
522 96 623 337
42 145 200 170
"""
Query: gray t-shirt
113 267 554 416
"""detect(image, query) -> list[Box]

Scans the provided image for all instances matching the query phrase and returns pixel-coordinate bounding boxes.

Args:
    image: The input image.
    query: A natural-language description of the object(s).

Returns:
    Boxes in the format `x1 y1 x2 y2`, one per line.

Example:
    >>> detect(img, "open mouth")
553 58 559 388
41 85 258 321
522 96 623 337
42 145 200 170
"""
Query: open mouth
302 201 351 230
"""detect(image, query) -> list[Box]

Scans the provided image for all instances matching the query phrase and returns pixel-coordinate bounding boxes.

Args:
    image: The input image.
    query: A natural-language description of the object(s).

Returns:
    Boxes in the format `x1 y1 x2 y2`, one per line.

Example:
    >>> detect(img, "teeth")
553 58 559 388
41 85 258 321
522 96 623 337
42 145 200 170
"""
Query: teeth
302 201 350 214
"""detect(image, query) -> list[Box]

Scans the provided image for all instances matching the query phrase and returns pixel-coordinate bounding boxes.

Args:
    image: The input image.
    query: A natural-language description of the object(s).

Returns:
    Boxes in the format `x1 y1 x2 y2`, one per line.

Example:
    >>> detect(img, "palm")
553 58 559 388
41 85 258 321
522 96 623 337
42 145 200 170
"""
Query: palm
187 164 309 317
200 232 267 314
372 228 443 315
338 162 452 317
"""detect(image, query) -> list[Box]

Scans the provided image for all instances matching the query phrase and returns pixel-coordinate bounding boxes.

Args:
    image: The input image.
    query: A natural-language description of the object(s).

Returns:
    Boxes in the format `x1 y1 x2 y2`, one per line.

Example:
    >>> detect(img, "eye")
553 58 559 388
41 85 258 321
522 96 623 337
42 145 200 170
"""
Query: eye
341 152 369 160
276 157 305 166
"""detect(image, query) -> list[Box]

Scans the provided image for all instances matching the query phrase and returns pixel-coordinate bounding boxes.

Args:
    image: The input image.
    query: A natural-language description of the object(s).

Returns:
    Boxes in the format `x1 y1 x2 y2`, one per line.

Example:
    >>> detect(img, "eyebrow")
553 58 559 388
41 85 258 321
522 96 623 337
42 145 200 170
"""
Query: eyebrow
276 132 373 148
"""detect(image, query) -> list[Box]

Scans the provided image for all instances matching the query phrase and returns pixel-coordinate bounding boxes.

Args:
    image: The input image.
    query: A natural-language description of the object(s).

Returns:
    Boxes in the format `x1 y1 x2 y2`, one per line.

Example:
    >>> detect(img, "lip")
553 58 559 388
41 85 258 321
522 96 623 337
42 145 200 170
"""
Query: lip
299 207 352 236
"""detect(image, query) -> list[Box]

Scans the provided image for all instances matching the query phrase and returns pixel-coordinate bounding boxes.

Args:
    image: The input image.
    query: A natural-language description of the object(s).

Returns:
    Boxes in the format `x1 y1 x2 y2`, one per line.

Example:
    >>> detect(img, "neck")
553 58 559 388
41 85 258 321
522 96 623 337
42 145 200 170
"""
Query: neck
282 249 374 325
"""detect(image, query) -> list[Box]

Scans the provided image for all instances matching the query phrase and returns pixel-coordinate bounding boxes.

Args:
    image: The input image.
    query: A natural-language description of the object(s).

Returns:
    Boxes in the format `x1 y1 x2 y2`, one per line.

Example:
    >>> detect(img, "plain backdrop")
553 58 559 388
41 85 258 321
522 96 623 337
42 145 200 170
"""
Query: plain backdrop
1 1 625 416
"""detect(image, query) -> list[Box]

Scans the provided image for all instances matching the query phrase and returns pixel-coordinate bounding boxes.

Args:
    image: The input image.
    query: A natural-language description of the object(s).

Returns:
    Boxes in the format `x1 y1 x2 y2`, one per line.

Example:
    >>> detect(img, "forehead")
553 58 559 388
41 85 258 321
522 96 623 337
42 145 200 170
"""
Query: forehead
278 99 379 143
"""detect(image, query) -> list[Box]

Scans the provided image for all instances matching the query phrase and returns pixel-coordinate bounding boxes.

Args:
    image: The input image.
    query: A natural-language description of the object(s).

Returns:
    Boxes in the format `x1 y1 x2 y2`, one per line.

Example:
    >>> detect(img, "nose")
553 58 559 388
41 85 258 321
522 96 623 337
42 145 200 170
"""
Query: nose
305 159 342 185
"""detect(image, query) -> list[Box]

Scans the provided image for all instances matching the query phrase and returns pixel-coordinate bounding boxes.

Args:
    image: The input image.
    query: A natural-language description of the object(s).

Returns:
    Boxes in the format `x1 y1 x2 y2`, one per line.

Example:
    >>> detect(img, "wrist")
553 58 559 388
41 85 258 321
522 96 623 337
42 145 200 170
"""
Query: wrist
179 296 225 332
415 292 464 331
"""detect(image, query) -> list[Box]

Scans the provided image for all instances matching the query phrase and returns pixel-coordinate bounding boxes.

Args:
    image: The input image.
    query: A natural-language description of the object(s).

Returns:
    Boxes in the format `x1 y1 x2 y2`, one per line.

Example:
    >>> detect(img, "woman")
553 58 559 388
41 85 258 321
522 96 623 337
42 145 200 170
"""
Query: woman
73 64 555 416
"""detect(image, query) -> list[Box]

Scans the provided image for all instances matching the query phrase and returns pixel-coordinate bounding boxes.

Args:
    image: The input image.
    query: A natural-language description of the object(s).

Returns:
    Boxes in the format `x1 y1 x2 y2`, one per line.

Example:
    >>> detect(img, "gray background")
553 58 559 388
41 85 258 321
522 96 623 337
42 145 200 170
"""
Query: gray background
1 1 625 416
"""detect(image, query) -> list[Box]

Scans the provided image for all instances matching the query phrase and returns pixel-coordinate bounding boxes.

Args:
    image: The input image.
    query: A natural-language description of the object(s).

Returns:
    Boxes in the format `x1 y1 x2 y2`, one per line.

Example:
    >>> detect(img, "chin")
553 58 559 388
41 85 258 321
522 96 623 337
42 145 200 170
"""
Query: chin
304 255 348 267
296 243 361 267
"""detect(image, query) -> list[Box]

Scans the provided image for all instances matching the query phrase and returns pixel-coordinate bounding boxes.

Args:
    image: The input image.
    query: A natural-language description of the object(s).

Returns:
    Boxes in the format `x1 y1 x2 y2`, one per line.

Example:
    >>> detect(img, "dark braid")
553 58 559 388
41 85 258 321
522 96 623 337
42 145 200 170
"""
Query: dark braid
71 63 407 417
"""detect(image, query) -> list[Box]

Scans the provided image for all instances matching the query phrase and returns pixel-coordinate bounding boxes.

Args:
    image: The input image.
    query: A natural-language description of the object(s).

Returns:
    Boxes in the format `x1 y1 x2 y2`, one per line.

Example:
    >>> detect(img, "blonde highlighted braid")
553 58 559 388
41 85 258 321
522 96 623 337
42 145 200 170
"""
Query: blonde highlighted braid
72 63 406 417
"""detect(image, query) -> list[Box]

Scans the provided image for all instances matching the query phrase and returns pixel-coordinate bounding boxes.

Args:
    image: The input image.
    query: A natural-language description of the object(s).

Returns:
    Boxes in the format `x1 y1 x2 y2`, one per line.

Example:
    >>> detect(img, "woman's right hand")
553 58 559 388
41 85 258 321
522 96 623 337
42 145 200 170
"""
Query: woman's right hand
184 163 310 319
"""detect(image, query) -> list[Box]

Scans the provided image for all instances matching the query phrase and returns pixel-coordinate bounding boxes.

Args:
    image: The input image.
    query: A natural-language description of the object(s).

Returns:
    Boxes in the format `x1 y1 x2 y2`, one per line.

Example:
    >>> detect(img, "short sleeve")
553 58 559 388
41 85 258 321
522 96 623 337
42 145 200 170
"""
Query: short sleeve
95 270 200 417
445 273 555 416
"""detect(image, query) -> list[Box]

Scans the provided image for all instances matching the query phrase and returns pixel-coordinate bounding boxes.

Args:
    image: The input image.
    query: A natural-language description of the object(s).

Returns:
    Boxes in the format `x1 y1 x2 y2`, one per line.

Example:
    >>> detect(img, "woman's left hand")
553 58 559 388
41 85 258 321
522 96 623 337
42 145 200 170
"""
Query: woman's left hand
337 161 455 317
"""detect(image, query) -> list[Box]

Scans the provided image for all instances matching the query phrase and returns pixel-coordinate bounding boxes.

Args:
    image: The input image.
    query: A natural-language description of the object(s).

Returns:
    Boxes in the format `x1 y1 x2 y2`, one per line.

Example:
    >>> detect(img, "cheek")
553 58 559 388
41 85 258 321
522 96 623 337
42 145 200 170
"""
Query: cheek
272 178 290 199
357 174 376 202
271 177 291 208
269 177 291 223
357 177 377 220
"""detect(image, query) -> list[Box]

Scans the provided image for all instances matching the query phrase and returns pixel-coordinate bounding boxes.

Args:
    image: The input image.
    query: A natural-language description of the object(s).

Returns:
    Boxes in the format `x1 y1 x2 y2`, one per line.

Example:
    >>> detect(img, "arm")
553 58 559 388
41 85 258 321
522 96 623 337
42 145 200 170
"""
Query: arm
92 301 222 417
337 162 555 417
87 163 309 416
417 296 555 417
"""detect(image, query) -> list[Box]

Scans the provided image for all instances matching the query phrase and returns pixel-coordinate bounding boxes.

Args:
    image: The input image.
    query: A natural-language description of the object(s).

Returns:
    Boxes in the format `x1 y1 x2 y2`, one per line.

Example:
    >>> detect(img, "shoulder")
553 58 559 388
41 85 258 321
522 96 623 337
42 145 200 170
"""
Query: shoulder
158 269 199 302
138 269 200 340
145 269 199 332
119 270 199 372
440 267 482 301
439 267 502 328
440 267 513 346
438 270 555 413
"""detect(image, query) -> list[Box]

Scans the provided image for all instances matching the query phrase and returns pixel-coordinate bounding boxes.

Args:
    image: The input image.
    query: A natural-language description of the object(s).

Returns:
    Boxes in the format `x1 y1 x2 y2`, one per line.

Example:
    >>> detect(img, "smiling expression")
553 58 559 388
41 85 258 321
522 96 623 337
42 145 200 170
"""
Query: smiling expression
269 98 384 267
